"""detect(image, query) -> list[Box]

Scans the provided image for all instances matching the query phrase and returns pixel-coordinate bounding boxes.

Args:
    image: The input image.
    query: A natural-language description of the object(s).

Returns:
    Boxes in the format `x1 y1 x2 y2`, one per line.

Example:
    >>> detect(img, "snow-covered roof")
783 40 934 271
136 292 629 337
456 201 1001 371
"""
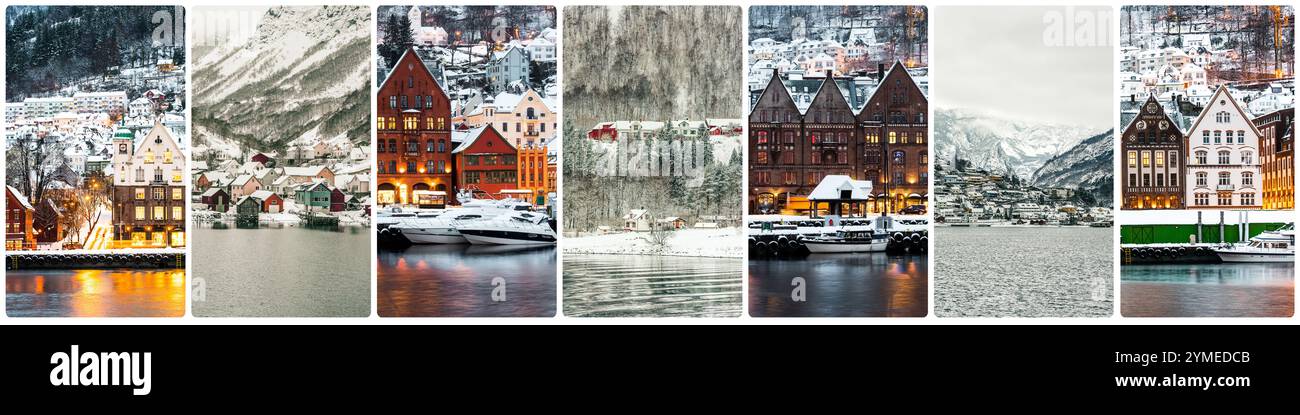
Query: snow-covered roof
6 185 34 211
452 125 514 153
808 175 873 201
282 165 329 177
231 174 257 187
249 190 277 200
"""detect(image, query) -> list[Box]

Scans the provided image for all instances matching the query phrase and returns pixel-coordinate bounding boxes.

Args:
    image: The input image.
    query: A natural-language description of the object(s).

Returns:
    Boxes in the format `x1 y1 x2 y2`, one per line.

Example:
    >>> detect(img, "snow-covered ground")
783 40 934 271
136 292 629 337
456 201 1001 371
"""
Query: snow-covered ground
563 228 744 258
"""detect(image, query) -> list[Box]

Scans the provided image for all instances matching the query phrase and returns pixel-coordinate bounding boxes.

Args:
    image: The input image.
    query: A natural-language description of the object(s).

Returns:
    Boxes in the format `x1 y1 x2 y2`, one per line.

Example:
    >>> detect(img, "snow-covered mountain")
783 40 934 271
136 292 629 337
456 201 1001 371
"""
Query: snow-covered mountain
1031 129 1113 191
193 6 371 155
934 107 1105 180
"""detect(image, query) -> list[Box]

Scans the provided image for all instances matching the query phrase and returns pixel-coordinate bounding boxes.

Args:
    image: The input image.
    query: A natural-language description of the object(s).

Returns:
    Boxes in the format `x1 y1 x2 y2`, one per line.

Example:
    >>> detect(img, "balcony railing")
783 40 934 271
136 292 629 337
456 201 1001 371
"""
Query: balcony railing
1216 184 1235 191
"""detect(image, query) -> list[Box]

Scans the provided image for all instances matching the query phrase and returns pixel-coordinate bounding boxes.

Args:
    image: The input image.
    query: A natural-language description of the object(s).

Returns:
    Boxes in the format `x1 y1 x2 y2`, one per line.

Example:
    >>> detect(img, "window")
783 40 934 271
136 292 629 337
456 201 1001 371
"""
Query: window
400 95 407 109
756 151 768 164
1156 174 1164 187
427 140 435 153
377 116 385 130
144 150 154 163
1127 151 1137 169
389 96 397 108
916 132 925 144
1155 151 1164 168
1202 130 1210 144
920 152 928 165
1242 193 1255 206
425 96 433 109
377 140 386 153
1218 151 1230 165
153 188 164 200
1214 130 1221 144
1218 194 1232 206
1237 130 1245 144
1129 173 1137 186
135 206 145 220
1242 151 1253 164
172 188 182 200
164 150 172 163
172 206 182 220
438 140 445 153
1196 172 1207 186
1242 172 1254 186
407 161 417 174
153 206 164 220
1170 173 1178 187
1195 151 1207 164
1219 172 1231 186
1142 173 1150 186
1141 151 1151 168
893 151 905 164
135 188 145 200
888 132 896 144
1169 151 1178 168
1195 193 1209 206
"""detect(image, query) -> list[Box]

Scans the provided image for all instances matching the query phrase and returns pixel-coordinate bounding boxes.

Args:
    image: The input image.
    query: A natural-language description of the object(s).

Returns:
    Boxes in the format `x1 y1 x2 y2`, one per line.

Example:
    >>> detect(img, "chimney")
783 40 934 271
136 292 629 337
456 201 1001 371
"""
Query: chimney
877 63 885 80
1130 94 1135 103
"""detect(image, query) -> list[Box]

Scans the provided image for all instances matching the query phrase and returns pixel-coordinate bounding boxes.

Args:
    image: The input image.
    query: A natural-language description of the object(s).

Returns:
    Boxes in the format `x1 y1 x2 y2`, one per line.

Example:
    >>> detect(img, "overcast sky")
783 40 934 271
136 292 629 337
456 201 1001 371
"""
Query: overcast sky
934 6 1113 129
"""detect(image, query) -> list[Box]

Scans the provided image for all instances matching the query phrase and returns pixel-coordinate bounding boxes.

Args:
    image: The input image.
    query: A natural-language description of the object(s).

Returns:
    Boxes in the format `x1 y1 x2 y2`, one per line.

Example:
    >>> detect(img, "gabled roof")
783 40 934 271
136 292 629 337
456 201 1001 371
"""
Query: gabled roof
452 125 514 154
1186 86 1265 139
749 68 800 118
231 174 259 187
859 60 927 114
6 185 33 211
379 47 451 101
805 70 853 115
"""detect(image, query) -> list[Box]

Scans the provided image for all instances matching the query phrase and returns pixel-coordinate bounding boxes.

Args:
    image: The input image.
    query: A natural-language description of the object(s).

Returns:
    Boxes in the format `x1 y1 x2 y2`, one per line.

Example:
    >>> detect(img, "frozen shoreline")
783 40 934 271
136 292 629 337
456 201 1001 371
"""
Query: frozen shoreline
563 228 744 258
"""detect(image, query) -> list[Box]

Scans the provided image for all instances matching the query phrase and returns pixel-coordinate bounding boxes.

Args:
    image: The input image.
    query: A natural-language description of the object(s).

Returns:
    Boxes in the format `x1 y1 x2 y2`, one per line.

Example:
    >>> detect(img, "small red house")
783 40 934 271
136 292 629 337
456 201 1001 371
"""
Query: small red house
250 190 284 213
251 152 273 165
329 188 347 212
453 125 519 196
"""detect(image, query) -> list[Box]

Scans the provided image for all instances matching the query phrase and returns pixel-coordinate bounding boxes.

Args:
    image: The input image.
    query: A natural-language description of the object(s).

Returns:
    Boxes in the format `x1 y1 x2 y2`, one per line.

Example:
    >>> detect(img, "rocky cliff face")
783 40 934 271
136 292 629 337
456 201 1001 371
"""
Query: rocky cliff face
193 6 371 154
563 6 743 130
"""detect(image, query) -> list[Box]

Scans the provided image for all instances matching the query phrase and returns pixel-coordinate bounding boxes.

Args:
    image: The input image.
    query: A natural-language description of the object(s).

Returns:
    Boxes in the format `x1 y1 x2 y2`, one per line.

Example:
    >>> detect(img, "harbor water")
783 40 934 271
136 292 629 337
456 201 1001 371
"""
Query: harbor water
6 269 185 317
192 225 370 317
378 244 556 317
1122 263 1294 317
935 226 1113 317
749 253 927 317
563 254 742 317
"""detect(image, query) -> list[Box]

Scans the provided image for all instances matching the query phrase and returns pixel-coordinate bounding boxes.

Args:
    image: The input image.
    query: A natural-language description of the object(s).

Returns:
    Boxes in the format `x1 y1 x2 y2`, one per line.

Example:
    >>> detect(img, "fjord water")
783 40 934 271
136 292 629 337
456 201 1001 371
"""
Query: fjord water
935 226 1113 317
749 253 927 317
6 269 185 317
192 225 370 317
563 254 743 317
1122 263 1294 317
378 244 556 317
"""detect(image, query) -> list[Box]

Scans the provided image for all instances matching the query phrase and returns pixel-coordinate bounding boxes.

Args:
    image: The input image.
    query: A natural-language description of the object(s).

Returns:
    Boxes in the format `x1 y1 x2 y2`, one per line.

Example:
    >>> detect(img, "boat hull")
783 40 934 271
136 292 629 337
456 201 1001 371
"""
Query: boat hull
460 229 557 245
1214 250 1295 263
397 227 468 244
803 240 888 253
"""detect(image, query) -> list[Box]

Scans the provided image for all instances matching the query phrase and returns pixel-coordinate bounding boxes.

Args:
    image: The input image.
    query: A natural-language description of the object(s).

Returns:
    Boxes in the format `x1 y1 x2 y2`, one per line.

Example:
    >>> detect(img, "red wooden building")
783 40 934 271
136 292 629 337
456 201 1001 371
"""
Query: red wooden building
453 125 518 196
376 46 453 207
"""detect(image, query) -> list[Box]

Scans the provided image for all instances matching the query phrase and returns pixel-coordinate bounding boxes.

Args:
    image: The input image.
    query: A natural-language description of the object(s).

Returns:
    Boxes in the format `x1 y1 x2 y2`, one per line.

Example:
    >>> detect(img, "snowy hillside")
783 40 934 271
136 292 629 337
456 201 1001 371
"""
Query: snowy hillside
193 6 371 154
1031 129 1113 190
934 107 1105 179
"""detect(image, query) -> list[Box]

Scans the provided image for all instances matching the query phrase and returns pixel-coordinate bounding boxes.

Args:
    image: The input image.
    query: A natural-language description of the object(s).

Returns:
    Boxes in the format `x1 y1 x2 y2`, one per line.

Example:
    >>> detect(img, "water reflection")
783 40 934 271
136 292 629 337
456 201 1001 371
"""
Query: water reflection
1122 263 1294 317
564 254 742 317
378 244 556 317
192 225 370 317
7 269 186 317
749 253 927 317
